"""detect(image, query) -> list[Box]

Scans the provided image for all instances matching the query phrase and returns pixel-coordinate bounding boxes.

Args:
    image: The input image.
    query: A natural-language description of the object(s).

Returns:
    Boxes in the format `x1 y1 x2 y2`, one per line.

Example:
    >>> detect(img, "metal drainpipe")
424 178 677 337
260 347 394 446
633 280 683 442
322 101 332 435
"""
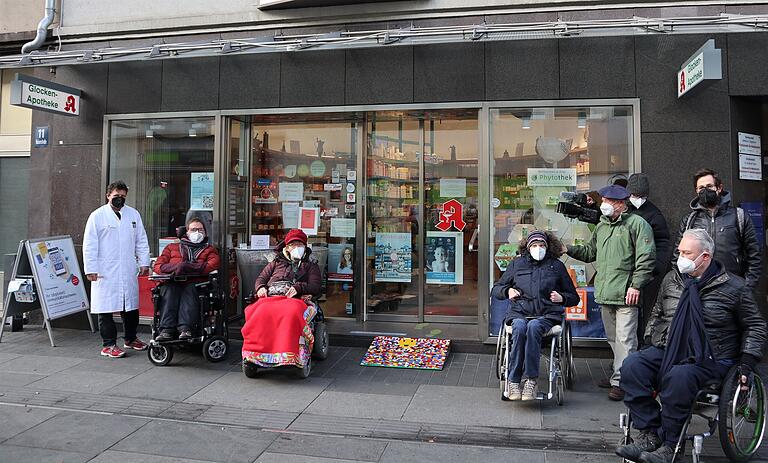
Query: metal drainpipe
21 0 56 55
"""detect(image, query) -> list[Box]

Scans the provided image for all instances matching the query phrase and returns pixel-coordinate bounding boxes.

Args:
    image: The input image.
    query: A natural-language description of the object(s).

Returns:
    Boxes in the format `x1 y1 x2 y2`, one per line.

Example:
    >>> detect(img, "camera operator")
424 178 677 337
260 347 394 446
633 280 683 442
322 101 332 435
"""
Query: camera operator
562 184 656 401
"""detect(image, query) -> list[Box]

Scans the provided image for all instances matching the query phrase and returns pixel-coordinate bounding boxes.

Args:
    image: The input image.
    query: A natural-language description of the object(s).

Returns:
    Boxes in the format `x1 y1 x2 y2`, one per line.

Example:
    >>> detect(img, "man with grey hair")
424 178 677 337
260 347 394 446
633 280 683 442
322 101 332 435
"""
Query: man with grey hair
615 228 766 463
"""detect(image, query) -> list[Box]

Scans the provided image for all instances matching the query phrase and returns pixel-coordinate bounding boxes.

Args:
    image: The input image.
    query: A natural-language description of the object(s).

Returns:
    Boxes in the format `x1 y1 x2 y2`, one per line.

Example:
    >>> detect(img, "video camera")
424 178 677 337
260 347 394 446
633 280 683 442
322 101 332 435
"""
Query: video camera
556 192 600 225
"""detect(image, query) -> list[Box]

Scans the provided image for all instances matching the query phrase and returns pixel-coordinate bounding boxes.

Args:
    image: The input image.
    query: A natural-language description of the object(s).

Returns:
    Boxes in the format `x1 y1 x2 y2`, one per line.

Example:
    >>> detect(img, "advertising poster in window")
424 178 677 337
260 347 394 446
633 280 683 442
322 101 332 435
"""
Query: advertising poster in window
190 172 214 211
425 231 463 285
375 232 412 283
327 243 354 282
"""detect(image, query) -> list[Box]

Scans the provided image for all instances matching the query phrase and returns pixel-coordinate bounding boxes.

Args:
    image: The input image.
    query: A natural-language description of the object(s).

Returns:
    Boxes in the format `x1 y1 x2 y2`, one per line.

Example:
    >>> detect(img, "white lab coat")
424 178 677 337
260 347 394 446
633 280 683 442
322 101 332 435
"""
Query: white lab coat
83 204 150 314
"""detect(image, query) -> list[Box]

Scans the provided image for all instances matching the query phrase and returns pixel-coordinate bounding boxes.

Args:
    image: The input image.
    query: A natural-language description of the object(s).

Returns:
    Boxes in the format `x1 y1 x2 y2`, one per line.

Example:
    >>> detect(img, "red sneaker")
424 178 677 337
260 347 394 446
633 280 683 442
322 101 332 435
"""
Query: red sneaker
100 346 126 358
123 338 148 351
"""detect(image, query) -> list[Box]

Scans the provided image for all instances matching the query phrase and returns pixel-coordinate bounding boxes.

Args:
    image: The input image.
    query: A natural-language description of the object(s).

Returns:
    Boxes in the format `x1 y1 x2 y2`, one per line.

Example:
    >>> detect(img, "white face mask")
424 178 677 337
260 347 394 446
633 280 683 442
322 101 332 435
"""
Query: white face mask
187 231 204 244
530 247 547 261
600 203 615 217
290 246 305 260
629 197 646 209
677 252 704 274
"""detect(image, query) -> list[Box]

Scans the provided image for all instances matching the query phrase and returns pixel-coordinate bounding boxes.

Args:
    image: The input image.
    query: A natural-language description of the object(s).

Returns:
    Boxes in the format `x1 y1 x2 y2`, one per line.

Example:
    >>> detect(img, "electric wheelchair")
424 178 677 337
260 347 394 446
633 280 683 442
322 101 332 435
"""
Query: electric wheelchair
146 271 230 366
495 315 575 405
619 366 766 462
241 283 329 380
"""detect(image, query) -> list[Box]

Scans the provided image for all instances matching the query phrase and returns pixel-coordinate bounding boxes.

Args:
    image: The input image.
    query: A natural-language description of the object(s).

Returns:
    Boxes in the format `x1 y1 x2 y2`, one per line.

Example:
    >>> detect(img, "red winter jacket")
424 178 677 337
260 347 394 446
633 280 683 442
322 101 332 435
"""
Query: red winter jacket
153 241 220 279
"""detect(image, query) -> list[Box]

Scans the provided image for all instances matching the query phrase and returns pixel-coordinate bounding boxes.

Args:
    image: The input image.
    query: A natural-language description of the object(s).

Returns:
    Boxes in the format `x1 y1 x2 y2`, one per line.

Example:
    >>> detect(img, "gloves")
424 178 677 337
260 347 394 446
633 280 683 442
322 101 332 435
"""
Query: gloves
738 353 759 387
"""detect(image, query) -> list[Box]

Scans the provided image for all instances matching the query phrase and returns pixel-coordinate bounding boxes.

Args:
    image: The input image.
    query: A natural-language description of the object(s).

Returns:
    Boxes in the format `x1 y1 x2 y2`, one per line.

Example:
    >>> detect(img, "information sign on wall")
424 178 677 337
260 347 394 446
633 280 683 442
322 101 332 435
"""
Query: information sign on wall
10 75 81 116
677 39 722 98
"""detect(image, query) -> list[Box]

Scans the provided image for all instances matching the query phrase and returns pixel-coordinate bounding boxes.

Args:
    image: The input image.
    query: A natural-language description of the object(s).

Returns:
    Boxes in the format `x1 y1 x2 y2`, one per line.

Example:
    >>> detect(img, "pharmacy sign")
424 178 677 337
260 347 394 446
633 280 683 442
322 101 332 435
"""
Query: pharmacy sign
10 74 81 116
677 39 722 98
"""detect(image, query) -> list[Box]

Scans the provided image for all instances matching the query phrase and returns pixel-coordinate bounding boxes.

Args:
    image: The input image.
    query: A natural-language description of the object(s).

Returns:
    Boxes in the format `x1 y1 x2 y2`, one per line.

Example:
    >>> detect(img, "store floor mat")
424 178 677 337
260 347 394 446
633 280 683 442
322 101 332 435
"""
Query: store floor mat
360 336 451 370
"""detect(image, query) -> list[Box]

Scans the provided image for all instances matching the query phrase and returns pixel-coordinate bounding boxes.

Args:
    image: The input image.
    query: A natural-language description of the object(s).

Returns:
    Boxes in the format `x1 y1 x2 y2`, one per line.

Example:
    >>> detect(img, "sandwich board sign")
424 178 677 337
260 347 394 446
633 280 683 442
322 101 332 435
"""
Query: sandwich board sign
0 236 93 347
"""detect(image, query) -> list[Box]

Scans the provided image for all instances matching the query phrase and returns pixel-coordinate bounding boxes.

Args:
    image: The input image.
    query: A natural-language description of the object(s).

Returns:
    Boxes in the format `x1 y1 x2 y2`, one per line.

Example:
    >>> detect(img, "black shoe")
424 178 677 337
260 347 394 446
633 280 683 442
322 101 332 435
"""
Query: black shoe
615 430 662 462
178 330 192 340
639 444 676 463
155 330 174 341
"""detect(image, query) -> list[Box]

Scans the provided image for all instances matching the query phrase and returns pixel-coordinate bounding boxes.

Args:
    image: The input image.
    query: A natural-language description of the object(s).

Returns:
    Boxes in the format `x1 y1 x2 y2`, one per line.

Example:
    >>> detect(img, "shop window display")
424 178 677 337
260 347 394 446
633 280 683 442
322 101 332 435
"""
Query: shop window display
489 106 635 337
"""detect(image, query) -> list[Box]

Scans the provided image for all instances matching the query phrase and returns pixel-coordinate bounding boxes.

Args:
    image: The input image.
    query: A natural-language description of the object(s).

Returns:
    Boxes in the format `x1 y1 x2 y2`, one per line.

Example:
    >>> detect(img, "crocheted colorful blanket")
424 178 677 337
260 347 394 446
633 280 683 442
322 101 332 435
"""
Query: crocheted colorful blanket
360 336 450 370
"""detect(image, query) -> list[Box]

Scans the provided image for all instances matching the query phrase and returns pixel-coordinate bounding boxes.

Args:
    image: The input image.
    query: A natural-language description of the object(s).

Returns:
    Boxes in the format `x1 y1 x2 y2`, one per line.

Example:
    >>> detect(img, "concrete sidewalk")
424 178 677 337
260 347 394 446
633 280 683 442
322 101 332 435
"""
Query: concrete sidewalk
0 326 762 463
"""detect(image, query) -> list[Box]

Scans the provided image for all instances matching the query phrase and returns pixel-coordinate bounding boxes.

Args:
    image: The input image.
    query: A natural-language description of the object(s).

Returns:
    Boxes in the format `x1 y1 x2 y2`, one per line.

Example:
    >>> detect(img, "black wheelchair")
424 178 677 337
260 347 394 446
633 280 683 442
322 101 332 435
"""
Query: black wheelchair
619 366 767 462
495 315 575 405
146 271 230 366
241 284 329 379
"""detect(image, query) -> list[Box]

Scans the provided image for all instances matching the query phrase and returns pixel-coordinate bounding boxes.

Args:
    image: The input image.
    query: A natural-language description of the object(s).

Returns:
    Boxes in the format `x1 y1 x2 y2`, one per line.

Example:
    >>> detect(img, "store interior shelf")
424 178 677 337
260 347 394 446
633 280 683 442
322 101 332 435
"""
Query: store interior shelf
368 176 419 183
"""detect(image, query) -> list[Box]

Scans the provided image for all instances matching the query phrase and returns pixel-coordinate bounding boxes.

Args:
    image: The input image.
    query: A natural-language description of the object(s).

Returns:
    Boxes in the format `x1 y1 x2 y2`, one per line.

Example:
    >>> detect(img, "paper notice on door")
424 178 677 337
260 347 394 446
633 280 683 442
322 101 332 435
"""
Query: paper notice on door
279 182 304 202
331 218 356 238
282 202 300 229
439 178 466 198
250 235 271 250
299 207 320 236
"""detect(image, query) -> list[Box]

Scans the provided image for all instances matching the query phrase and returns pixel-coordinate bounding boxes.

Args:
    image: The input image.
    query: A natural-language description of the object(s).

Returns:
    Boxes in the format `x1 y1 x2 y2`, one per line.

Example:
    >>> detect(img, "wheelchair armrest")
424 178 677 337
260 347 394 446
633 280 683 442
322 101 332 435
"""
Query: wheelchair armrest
244 292 255 305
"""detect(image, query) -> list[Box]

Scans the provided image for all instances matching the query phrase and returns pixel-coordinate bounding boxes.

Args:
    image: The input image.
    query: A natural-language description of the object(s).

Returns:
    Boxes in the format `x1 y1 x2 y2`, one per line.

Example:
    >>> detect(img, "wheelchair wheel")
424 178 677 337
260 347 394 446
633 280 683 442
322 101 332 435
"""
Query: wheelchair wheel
497 325 510 401
719 369 766 462
561 322 575 390
202 335 228 363
555 373 565 406
312 322 329 360
295 357 311 379
242 361 259 379
148 344 173 366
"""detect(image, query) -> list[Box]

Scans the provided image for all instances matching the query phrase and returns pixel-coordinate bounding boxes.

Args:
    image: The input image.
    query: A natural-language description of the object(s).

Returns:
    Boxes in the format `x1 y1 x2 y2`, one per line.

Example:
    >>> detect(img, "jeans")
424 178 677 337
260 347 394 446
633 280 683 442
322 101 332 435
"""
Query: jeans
620 346 731 446
601 304 639 387
507 317 555 383
99 309 139 347
159 282 200 332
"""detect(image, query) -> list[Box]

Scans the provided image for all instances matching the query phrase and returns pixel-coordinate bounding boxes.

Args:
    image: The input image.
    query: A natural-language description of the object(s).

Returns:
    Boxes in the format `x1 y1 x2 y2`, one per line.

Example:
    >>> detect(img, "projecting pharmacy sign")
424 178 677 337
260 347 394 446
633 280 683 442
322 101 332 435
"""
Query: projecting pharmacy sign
10 75 81 116
677 39 722 98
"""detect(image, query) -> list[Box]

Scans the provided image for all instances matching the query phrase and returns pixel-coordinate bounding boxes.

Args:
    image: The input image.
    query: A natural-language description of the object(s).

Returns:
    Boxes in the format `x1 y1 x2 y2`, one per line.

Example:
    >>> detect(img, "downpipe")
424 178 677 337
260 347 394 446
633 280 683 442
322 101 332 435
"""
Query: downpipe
21 0 56 55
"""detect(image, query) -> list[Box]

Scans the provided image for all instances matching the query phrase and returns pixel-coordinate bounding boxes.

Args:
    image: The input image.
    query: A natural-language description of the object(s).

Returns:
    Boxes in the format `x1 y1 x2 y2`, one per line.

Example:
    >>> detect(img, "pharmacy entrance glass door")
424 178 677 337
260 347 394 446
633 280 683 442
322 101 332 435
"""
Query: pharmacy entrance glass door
365 110 479 323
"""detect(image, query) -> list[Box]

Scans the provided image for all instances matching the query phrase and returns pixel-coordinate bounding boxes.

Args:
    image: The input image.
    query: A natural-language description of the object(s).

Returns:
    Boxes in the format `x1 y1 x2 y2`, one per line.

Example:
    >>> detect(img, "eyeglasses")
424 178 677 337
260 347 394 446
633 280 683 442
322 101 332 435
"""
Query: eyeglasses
696 184 717 192
187 227 205 232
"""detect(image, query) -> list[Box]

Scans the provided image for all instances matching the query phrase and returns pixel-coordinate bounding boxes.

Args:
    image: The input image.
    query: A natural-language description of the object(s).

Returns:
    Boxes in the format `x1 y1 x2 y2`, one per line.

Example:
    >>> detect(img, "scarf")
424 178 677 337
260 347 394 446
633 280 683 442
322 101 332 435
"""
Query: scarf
659 261 720 377
180 237 208 263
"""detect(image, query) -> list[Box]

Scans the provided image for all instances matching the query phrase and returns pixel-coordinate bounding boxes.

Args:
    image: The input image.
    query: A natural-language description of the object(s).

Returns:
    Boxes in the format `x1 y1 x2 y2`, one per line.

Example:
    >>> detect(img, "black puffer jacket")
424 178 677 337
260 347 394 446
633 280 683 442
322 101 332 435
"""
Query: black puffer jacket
671 191 762 289
644 264 766 360
491 233 580 323
629 199 671 277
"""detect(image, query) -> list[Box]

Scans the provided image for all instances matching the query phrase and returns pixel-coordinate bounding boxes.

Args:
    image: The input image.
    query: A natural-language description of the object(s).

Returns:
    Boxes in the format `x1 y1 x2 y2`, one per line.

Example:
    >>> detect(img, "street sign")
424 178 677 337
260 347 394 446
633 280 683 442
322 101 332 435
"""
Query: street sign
33 126 49 148
677 39 722 98
10 74 81 116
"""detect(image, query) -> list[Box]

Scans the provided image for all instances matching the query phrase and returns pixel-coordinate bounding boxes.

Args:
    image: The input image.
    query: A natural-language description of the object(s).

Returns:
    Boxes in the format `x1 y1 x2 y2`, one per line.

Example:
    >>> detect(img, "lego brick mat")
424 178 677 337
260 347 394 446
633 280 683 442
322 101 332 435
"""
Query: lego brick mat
360 336 451 370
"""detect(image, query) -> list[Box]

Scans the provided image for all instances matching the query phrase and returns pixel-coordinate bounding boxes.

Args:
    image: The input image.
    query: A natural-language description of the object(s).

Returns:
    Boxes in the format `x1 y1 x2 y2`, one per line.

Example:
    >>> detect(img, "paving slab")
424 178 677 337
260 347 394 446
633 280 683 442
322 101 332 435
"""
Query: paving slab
105 363 227 402
185 371 333 412
0 354 85 375
305 391 411 420
6 411 147 454
379 440 545 463
541 390 624 432
266 433 388 462
326 377 419 396
89 450 217 463
0 444 93 463
402 385 542 429
0 405 59 441
0 353 21 365
112 420 277 463
65 352 155 375
0 372 46 387
28 369 135 394
545 451 617 463
254 453 368 463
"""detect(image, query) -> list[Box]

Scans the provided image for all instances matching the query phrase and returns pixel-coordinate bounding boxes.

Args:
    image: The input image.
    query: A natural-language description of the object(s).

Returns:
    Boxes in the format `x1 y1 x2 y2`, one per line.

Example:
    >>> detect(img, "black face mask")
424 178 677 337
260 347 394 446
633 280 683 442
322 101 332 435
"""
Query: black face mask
698 188 719 207
110 196 125 209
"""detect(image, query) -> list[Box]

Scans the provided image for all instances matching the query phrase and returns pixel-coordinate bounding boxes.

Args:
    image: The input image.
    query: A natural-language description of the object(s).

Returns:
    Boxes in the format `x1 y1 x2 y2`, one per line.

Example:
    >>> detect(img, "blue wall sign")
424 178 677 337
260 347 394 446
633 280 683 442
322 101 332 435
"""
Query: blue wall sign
34 126 49 148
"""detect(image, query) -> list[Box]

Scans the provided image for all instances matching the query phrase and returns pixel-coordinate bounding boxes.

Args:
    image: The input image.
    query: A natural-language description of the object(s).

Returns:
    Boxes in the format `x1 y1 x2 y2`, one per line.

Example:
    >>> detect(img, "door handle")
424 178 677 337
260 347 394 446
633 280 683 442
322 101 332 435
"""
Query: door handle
468 228 479 252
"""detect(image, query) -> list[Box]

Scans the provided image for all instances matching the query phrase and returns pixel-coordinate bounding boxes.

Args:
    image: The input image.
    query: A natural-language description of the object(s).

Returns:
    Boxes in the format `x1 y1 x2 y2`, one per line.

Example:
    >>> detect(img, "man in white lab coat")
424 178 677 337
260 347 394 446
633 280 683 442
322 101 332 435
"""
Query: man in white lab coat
83 180 151 358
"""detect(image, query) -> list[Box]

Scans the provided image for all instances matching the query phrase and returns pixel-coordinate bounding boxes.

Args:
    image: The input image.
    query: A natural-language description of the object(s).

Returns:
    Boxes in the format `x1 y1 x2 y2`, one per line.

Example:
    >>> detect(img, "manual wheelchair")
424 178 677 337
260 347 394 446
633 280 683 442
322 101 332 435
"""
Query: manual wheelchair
619 366 766 462
495 315 575 405
146 271 229 366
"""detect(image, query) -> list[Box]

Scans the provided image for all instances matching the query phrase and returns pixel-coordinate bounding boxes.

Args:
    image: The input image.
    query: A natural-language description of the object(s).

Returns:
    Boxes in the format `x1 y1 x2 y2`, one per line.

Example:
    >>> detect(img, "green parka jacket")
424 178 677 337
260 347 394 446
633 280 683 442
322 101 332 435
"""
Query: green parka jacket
567 212 656 306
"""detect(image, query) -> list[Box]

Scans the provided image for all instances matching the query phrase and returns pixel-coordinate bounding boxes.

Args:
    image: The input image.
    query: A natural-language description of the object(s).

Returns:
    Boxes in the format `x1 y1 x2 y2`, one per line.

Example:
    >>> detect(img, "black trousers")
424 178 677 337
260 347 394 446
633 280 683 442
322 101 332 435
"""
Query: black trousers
159 282 200 332
621 346 731 446
98 309 139 347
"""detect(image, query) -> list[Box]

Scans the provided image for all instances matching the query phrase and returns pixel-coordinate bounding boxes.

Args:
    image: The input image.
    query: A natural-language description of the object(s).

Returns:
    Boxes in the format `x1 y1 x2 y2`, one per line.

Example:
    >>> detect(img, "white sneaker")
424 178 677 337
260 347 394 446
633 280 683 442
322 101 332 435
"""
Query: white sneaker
522 379 538 401
508 381 522 401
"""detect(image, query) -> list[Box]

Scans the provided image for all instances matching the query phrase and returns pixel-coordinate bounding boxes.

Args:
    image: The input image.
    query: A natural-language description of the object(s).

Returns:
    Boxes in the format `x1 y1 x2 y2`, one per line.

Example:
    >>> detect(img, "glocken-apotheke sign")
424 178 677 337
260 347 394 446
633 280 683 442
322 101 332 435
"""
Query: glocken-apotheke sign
677 39 722 98
10 74 81 116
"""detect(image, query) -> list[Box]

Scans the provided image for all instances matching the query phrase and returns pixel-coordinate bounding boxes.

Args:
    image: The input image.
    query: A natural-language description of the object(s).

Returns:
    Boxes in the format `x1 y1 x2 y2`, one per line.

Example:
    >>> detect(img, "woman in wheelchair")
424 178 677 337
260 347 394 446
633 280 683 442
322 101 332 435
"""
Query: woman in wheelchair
491 231 579 401
152 218 220 341
241 229 321 371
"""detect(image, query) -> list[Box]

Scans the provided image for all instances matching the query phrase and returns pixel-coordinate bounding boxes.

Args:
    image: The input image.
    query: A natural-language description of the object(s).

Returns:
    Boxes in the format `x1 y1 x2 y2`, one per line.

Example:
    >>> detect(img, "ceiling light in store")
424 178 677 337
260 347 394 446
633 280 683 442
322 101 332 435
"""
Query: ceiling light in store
188 129 197 137
577 111 587 128
145 130 153 138
521 116 531 130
